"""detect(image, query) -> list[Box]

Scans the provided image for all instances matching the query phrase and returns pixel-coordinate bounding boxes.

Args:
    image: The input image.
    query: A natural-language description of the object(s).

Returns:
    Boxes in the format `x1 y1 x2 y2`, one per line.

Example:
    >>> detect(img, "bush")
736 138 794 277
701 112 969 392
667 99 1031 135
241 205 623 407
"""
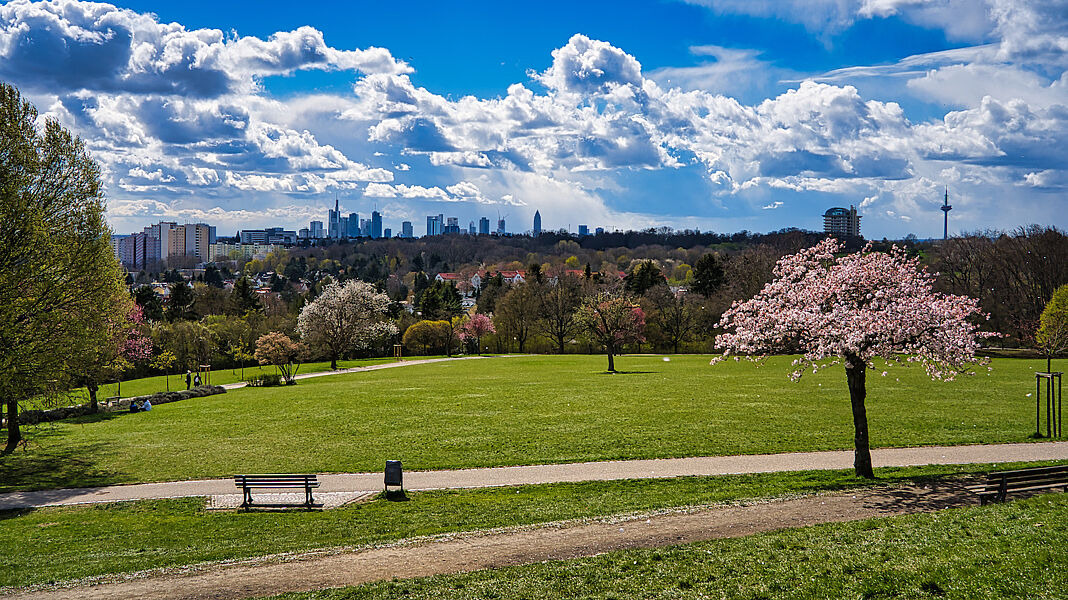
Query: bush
245 373 284 387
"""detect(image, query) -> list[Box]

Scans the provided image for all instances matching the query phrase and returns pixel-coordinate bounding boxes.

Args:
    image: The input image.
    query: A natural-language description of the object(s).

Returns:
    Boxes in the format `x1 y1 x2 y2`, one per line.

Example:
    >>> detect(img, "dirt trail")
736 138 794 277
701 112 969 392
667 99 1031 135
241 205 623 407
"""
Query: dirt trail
4 481 974 600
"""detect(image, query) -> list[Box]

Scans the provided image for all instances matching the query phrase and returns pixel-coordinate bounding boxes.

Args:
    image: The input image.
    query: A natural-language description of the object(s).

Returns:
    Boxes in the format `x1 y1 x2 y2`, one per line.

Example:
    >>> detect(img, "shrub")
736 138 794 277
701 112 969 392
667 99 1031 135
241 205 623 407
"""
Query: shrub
245 373 284 387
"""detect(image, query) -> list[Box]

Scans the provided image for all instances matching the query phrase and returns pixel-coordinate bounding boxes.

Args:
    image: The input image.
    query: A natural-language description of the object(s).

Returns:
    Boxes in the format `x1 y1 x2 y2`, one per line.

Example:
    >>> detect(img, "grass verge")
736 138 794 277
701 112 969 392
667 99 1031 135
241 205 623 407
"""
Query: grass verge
271 493 1068 600
1 461 1063 590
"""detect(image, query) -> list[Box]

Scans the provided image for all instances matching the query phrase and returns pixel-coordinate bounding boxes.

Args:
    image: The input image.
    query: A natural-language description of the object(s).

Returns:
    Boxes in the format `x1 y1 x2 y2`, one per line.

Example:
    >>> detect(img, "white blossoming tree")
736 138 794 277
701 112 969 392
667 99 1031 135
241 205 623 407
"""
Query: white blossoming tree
713 239 993 478
297 280 398 370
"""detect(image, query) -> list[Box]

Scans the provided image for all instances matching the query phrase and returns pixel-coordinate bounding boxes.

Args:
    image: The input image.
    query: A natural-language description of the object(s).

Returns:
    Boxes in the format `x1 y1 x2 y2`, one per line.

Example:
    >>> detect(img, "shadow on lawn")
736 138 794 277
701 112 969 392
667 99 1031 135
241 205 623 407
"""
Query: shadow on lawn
597 371 656 375
0 431 125 493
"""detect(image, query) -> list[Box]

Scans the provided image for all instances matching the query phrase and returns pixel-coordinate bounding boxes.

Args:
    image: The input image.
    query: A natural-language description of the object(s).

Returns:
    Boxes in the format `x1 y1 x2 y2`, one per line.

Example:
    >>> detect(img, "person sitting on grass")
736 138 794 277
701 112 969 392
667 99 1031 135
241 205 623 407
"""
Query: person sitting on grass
142 398 152 411
129 401 141 413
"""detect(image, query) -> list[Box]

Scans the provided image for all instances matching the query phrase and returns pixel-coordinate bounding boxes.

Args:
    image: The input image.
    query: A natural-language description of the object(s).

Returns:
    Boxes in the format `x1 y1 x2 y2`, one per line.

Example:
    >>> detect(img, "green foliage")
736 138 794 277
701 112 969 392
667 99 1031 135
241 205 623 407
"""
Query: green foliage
691 252 725 297
166 282 195 322
0 82 127 452
419 280 463 320
133 285 164 322
624 260 666 296
228 275 262 316
203 264 224 288
245 373 284 387
1037 284 1068 369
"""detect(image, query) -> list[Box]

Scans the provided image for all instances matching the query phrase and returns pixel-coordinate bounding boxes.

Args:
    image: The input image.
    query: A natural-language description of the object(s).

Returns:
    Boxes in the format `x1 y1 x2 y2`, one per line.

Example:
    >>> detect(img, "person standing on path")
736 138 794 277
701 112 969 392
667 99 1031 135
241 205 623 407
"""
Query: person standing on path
193 372 201 387
185 370 191 390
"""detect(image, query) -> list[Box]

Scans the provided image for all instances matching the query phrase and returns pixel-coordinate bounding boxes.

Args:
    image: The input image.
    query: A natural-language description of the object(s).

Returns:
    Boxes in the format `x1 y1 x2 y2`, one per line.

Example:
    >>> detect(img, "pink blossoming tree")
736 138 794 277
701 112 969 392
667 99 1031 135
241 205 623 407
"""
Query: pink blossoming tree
463 313 496 355
713 239 993 478
576 292 646 372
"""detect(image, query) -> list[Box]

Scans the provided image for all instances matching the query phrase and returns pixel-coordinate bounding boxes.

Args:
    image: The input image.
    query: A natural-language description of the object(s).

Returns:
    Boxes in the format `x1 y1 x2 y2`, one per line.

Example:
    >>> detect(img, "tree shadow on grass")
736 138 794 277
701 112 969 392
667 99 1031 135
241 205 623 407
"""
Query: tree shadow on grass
596 371 657 375
0 432 125 493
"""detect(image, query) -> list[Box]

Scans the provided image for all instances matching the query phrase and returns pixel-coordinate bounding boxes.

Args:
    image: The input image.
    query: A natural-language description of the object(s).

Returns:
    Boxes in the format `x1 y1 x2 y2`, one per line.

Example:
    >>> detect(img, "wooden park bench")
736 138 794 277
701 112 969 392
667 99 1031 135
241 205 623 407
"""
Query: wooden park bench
972 465 1068 505
233 474 320 508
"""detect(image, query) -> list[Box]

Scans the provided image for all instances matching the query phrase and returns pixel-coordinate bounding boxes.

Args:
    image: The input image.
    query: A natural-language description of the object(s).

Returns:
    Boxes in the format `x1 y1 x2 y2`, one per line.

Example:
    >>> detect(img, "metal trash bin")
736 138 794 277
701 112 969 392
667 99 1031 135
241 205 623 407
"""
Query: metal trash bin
385 460 403 490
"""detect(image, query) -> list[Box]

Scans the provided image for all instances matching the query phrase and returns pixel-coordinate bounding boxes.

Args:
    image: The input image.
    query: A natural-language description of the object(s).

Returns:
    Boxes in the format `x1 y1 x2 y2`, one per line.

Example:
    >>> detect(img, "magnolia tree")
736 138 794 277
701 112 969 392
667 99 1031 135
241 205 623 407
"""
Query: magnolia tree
297 279 398 369
254 332 307 383
713 239 993 478
576 292 646 372
463 313 495 355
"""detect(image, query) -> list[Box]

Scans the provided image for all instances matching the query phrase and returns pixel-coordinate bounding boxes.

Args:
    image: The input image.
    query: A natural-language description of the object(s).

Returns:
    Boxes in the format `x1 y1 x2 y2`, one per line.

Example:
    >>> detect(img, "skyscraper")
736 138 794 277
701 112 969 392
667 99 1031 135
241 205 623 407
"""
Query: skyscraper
310 221 324 238
384 227 392 238
578 224 589 236
533 210 541 235
479 216 490 235
426 214 443 236
401 221 414 238
348 213 359 238
469 221 476 235
496 217 506 235
371 210 383 239
328 196 341 239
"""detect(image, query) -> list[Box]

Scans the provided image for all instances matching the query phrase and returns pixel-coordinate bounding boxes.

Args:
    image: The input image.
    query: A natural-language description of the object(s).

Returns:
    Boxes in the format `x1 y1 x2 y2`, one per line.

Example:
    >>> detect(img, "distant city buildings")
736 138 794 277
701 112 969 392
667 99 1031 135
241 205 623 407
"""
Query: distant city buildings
239 228 297 245
401 221 414 238
427 214 443 236
578 225 589 236
310 221 324 239
823 205 862 238
371 210 383 239
497 217 506 235
533 210 541 235
479 217 490 235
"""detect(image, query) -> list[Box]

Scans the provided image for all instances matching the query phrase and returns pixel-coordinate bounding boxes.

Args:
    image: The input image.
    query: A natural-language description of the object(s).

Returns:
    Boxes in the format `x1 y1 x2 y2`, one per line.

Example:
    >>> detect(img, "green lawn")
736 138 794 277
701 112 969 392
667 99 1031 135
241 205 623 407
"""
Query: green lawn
0 355 1048 491
0 463 1056 590
272 493 1068 600
29 356 431 410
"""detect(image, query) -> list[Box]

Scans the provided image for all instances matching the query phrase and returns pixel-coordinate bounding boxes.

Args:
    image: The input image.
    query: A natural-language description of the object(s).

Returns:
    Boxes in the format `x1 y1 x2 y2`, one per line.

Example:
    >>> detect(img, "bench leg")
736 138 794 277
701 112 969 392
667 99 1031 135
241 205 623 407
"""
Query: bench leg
305 485 313 506
242 486 253 507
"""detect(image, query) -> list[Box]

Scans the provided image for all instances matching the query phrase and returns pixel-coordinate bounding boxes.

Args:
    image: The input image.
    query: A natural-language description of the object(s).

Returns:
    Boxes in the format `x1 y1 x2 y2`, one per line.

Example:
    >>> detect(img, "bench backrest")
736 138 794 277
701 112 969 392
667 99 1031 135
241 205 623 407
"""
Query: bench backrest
234 474 318 486
981 465 1068 492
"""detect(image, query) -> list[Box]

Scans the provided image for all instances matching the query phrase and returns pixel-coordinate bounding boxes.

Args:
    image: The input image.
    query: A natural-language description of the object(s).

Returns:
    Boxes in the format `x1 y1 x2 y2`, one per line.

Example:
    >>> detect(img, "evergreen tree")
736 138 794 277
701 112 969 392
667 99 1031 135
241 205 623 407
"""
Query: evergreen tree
228 275 262 315
692 252 725 297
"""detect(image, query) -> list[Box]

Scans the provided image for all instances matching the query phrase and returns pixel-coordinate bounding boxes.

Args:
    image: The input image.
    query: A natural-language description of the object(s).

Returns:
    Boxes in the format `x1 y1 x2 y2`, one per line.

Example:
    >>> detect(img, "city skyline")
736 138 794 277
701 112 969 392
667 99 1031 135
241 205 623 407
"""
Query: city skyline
1 1 1065 239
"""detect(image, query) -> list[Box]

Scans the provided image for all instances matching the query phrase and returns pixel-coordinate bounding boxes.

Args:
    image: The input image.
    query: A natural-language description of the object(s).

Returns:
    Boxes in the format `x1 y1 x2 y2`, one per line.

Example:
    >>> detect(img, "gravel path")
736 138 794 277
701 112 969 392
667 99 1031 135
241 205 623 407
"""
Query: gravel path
2 441 1066 511
2 480 976 600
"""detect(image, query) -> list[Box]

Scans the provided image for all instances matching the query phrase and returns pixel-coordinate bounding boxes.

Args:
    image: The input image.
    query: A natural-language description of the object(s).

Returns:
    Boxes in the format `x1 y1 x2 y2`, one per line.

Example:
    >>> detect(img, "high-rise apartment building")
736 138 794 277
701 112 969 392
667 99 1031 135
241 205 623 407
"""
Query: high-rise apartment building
479 217 490 235
823 206 861 238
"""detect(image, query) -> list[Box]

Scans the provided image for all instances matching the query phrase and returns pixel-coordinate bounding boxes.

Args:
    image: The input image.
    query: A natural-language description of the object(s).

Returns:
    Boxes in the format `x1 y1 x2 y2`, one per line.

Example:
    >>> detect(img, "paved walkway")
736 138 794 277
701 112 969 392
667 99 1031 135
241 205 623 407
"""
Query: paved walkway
220 356 485 390
3 441 1067 511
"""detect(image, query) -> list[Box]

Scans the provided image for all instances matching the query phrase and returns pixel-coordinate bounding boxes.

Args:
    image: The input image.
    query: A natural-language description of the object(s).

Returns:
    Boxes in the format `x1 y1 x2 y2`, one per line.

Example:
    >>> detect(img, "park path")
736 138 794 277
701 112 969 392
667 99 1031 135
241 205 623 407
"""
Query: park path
2 441 1067 511
219 355 486 390
2 480 975 600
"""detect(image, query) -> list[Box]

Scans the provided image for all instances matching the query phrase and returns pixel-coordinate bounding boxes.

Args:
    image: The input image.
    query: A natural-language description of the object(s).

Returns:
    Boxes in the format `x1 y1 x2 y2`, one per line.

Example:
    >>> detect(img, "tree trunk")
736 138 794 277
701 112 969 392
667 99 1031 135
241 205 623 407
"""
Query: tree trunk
607 349 616 372
558 336 565 355
330 355 338 370
4 399 20 454
845 357 874 479
87 382 99 413
673 339 679 354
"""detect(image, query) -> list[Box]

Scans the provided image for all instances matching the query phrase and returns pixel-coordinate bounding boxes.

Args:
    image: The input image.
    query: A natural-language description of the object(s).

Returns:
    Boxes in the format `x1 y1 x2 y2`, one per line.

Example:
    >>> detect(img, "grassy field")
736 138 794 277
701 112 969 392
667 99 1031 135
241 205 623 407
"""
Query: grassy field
271 493 1068 600
0 463 1057 590
0 354 1048 491
29 356 429 410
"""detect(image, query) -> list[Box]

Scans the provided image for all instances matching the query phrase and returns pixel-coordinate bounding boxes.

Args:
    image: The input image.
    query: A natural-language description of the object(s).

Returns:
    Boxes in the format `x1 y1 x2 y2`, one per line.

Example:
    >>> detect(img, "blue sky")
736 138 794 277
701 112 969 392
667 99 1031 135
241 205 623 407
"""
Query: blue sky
1 0 1065 238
